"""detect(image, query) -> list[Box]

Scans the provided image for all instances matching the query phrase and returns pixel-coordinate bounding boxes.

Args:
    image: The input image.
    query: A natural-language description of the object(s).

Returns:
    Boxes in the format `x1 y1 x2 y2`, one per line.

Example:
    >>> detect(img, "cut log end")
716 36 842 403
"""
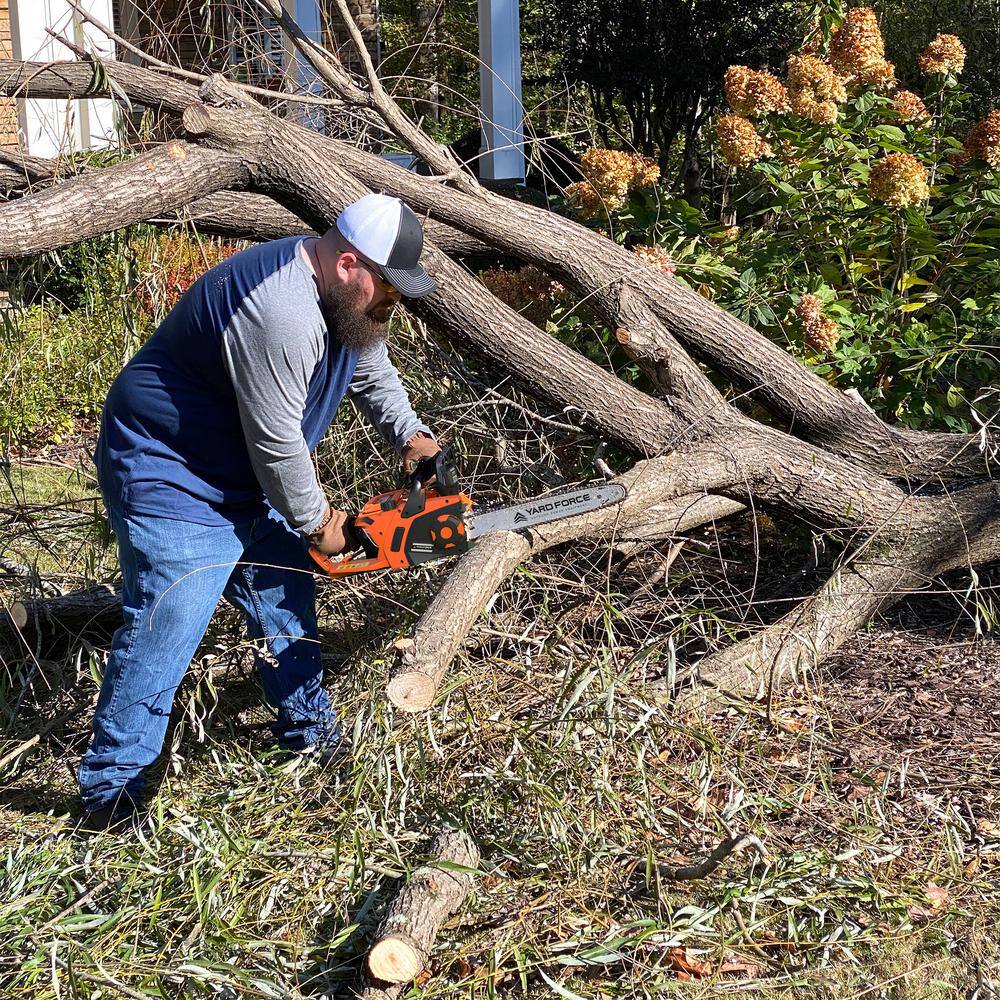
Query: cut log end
386 671 437 713
367 936 425 983
7 602 28 630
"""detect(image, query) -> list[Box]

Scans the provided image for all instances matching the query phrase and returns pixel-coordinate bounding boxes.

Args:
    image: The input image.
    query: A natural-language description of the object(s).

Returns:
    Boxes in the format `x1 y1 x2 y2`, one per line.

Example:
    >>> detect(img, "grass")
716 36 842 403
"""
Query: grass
1 249 998 998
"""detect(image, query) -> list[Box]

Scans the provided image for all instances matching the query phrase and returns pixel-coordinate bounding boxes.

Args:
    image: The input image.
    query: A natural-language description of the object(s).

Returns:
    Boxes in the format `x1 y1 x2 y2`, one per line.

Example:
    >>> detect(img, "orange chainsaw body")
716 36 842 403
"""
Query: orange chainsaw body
309 486 473 578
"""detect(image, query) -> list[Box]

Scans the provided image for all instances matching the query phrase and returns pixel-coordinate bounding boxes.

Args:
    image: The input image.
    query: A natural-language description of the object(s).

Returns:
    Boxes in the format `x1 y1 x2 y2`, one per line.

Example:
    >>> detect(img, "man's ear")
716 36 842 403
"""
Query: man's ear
333 250 357 282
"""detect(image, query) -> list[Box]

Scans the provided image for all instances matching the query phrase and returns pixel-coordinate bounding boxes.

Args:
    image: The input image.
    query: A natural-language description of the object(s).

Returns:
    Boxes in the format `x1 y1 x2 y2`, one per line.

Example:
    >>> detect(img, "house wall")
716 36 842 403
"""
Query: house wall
10 0 119 156
0 0 18 147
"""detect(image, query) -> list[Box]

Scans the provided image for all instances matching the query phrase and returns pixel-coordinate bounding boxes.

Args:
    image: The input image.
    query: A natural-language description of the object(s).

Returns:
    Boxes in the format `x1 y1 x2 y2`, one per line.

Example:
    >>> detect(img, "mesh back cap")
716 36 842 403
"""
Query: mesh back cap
335 193 437 298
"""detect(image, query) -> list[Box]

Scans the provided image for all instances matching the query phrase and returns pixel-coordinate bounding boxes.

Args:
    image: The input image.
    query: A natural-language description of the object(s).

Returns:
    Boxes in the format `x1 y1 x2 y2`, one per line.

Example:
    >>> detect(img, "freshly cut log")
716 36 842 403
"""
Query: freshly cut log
366 827 480 984
4 585 123 645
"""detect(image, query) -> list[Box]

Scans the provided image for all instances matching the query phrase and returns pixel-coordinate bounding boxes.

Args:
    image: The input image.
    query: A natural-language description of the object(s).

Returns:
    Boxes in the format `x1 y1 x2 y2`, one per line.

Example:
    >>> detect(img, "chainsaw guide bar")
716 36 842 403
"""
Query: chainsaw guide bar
468 483 626 537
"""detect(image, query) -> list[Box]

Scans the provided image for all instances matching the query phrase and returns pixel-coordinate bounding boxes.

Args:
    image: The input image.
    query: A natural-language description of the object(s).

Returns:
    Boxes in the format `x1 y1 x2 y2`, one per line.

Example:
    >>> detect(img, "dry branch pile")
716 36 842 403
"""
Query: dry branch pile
0 2 997 715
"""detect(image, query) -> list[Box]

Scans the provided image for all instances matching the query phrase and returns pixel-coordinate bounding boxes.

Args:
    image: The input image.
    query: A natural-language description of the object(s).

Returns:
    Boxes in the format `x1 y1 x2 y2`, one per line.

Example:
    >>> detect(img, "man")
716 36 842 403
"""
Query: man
80 193 441 830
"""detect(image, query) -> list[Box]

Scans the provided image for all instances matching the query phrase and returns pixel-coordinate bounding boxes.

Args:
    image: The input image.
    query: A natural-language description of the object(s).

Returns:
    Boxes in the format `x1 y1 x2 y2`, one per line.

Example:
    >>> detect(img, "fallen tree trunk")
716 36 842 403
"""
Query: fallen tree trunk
387 490 743 713
2 585 123 649
366 826 480 984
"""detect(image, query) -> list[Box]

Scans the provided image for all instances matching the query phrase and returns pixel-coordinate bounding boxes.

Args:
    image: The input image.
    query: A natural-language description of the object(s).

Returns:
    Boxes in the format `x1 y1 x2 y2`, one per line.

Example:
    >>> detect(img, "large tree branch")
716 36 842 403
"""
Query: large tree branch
682 479 1000 703
0 58 198 114
0 142 249 257
387 490 743 713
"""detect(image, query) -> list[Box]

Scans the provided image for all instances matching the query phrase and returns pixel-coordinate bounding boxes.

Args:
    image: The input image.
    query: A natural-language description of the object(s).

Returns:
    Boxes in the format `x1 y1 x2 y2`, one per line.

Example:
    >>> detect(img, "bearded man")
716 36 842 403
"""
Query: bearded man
79 194 440 830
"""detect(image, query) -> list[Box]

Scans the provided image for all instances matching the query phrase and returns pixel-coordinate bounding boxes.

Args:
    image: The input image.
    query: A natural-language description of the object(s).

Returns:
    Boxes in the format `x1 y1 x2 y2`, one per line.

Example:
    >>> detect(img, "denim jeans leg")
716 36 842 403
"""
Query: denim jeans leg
78 508 244 810
223 507 337 750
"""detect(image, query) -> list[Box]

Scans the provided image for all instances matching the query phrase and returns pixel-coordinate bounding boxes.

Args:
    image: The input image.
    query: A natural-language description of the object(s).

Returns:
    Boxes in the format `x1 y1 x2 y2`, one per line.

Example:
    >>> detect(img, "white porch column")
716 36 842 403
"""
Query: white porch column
10 0 118 156
478 0 524 182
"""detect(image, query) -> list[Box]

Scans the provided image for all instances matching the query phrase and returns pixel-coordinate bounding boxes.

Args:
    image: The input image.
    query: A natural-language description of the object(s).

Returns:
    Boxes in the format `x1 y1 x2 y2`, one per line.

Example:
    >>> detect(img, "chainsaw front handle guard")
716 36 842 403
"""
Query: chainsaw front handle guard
403 447 460 518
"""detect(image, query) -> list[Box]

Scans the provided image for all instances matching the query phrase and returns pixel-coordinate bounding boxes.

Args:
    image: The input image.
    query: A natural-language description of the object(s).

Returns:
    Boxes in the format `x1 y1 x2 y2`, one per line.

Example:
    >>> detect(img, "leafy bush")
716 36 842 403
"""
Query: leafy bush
0 303 140 444
556 8 999 431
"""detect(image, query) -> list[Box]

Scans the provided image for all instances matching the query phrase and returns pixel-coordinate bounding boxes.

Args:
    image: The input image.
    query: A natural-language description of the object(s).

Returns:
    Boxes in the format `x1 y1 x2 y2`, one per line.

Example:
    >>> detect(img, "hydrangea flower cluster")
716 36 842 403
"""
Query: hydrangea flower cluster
960 110 1000 170
868 152 930 207
631 244 677 277
918 33 966 75
717 114 772 168
796 293 840 352
724 66 789 118
479 264 568 325
893 90 930 122
828 7 895 90
565 148 660 219
787 54 848 124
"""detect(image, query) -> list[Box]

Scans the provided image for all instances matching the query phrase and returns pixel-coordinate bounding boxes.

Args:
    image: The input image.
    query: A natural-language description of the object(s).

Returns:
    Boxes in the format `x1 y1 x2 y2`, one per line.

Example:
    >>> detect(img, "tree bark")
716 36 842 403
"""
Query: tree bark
2 585 123 649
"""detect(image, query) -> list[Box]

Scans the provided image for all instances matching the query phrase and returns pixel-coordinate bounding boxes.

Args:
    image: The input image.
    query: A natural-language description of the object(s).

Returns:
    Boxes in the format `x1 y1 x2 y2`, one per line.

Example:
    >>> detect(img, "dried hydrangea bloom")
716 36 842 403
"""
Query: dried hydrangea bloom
581 147 660 196
564 180 614 218
567 148 661 217
869 152 930 206
725 65 789 117
829 7 886 78
861 59 896 91
580 149 633 204
788 55 847 124
962 109 1000 170
716 114 773 167
918 33 966 75
480 264 567 325
796 293 840 352
629 154 661 188
893 90 930 122
631 244 677 277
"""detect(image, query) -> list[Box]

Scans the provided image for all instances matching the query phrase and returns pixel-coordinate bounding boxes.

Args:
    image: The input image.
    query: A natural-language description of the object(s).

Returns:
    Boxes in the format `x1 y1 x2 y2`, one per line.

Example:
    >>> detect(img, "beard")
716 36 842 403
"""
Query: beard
321 281 390 352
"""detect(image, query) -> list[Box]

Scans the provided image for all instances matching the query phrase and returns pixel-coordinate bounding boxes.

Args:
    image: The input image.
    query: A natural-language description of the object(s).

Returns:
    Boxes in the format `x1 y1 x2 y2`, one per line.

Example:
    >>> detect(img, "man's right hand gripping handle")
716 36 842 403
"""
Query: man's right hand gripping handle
307 504 361 556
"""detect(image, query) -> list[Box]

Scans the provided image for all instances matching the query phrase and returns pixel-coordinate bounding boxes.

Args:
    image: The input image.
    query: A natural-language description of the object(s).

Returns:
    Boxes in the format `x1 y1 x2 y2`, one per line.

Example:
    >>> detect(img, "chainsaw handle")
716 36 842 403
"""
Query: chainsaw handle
404 447 459 518
309 546 387 577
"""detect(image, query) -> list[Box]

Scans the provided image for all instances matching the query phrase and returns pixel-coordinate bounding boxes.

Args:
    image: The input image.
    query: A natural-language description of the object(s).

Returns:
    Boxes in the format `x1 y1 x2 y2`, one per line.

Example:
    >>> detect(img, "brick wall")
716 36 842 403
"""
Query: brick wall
0 0 19 148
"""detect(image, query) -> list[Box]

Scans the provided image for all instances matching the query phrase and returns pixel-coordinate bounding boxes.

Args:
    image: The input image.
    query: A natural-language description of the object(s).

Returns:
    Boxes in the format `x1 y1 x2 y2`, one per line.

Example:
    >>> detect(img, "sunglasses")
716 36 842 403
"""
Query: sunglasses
336 250 399 296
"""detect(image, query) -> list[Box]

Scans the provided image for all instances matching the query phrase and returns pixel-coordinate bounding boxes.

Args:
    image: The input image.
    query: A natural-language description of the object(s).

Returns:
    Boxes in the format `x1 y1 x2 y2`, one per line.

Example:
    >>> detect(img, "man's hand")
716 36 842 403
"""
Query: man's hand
402 431 441 476
307 505 357 557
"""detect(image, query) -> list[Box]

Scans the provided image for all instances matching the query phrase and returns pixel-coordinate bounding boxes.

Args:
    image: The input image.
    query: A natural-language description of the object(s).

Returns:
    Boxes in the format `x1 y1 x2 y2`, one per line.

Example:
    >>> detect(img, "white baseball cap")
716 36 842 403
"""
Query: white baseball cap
335 193 437 298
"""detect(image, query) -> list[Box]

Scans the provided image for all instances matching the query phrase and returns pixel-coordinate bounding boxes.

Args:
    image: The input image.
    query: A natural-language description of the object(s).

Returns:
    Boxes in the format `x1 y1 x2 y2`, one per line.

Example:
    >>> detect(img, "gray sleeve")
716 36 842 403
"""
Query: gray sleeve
347 341 433 451
221 298 328 536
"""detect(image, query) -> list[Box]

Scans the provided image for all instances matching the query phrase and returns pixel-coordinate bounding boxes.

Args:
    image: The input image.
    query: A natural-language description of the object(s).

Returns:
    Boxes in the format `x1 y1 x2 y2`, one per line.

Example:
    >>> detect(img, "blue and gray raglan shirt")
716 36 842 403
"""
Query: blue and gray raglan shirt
95 235 431 534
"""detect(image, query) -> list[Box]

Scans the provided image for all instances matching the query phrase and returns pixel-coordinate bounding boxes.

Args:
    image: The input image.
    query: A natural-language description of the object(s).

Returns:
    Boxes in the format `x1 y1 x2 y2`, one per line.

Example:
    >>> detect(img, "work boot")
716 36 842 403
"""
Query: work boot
77 797 147 835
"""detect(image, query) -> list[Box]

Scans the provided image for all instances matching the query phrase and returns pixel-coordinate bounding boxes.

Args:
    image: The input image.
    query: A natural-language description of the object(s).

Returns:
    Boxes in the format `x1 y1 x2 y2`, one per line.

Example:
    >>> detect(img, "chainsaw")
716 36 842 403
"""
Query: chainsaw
309 449 625 579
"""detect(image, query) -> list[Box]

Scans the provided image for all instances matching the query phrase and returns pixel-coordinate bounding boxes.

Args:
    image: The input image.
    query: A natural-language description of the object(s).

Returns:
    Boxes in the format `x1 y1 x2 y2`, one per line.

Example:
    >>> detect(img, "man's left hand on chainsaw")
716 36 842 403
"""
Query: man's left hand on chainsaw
307 504 361 556
401 431 441 477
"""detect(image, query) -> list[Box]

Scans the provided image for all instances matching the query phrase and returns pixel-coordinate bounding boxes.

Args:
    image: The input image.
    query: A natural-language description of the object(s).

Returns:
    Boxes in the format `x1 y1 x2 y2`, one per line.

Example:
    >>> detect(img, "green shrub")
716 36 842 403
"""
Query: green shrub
0 302 146 444
556 8 1000 431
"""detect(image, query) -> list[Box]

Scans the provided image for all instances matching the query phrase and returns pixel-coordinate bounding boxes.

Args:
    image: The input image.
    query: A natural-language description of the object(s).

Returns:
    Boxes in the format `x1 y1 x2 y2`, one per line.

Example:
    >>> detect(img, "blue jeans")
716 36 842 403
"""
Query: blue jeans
78 501 338 811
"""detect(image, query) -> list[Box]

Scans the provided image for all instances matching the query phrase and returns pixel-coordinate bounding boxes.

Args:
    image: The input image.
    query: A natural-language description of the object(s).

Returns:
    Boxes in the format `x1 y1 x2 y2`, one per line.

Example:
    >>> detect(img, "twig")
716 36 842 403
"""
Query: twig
659 833 766 881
